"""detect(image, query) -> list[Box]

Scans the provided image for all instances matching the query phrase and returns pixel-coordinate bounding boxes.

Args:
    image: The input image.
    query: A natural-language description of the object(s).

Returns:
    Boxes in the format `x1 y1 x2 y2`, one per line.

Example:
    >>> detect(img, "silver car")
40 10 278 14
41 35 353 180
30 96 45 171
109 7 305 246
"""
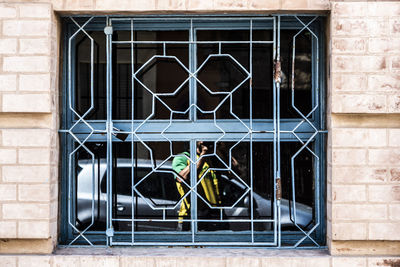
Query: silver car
76 158 313 231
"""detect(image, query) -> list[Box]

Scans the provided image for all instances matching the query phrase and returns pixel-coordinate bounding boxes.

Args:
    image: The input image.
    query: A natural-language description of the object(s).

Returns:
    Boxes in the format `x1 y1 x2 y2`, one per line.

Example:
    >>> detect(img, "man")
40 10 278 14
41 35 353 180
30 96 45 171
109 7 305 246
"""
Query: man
172 141 221 231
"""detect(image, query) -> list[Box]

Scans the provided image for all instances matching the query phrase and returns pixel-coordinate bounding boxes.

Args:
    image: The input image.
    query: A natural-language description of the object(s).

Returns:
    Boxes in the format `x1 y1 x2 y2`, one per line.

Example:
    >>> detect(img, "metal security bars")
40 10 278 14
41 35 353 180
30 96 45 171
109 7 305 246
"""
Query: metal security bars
60 15 326 248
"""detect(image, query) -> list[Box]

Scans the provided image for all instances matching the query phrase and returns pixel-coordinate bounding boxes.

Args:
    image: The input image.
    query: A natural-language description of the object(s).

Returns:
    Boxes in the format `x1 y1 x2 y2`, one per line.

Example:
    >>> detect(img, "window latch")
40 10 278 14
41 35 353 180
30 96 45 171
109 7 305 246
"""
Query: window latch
273 59 281 84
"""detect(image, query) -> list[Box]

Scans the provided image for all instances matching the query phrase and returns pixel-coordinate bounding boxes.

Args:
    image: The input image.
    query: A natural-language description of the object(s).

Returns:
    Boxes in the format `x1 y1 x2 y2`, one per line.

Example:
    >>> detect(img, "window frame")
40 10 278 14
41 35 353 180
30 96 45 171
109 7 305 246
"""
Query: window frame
59 14 326 247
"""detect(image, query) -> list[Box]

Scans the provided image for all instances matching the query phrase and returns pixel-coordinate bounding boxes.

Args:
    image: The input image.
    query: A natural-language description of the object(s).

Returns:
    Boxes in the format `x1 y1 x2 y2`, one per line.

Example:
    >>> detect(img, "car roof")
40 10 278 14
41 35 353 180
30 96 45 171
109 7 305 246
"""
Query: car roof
78 158 173 169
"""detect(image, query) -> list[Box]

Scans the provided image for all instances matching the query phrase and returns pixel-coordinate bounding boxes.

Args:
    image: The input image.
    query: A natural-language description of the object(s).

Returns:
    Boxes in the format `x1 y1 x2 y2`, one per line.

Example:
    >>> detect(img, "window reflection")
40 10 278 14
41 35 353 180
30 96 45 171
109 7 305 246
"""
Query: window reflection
75 140 315 232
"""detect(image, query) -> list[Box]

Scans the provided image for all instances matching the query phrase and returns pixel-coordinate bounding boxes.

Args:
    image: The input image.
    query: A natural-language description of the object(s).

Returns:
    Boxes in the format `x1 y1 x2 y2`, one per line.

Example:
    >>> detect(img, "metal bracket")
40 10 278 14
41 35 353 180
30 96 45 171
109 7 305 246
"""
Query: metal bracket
274 59 281 84
104 25 113 35
106 227 114 237
276 176 282 200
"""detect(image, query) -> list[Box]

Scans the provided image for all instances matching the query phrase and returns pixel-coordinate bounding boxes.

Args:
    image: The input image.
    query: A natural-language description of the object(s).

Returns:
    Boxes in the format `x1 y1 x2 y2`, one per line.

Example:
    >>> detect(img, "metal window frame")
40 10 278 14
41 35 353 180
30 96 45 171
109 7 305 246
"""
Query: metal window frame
59 14 326 248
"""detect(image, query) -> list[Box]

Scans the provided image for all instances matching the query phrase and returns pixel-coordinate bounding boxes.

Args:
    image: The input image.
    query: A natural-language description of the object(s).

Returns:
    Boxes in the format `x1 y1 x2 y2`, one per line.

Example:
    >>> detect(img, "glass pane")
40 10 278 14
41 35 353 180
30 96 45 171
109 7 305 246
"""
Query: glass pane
196 30 273 119
75 142 107 231
191 141 275 232
280 142 315 231
75 31 107 120
113 141 190 232
112 30 190 120
280 30 313 118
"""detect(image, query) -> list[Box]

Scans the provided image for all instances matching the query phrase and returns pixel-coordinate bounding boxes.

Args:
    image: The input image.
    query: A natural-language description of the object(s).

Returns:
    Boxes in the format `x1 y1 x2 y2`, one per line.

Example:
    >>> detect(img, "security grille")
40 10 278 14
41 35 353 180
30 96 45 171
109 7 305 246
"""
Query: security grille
60 15 326 247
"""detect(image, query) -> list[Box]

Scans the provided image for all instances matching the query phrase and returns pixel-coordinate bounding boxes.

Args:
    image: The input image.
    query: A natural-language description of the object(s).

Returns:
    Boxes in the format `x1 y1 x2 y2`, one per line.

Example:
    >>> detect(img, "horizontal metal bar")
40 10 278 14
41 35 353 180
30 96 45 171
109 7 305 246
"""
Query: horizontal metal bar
112 40 274 44
111 242 277 246
110 17 275 21
112 218 276 223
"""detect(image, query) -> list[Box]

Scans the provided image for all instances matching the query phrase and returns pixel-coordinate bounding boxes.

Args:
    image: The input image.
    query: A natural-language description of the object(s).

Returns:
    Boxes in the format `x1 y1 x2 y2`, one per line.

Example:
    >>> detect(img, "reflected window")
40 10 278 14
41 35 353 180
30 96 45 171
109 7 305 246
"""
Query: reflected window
63 16 325 247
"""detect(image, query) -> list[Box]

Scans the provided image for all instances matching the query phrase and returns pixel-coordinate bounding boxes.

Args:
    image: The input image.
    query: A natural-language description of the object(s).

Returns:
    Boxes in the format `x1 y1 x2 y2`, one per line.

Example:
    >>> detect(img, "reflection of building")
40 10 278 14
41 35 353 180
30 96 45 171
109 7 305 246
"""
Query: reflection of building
0 1 399 266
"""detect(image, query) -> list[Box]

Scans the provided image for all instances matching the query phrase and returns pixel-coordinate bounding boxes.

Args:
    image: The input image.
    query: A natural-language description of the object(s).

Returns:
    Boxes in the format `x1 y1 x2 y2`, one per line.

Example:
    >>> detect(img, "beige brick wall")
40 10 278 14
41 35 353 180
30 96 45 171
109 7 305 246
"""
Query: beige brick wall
0 250 399 267
328 1 400 250
0 2 58 245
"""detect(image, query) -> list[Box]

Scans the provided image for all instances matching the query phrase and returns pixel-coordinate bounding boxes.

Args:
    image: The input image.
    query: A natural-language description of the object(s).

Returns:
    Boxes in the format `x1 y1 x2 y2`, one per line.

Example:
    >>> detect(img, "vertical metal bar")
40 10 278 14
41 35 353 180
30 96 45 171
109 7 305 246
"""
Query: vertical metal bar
276 15 282 248
249 19 254 244
130 18 135 245
190 19 196 121
190 139 197 243
272 16 278 247
105 17 113 246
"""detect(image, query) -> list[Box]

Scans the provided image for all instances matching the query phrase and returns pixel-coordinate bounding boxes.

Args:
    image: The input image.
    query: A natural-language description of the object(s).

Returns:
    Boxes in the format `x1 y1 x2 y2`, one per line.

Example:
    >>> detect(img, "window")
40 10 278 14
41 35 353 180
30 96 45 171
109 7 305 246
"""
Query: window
60 15 326 247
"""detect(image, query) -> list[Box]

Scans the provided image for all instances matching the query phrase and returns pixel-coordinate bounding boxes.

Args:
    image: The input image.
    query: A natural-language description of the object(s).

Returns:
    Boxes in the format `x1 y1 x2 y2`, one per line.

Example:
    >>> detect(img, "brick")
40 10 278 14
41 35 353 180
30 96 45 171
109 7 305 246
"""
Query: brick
2 129 51 147
249 0 279 9
333 167 387 184
0 74 17 91
390 168 400 181
3 165 50 183
19 74 51 92
332 2 368 17
368 2 400 17
332 94 386 113
157 0 186 10
226 257 260 267
332 257 366 267
2 93 51 113
0 39 17 54
308 0 329 10
332 56 387 72
95 0 156 10
333 185 366 203
19 39 50 55
332 128 368 147
19 148 50 164
0 5 17 18
213 0 248 10
369 258 400 267
3 56 50 72
390 19 400 35
0 184 17 201
389 204 400 220
2 203 49 219
333 204 387 220
80 256 120 267
18 184 50 202
388 95 400 113
369 223 400 240
63 0 94 9
332 149 367 166
333 19 388 37
333 74 367 92
371 139 388 158
368 185 400 203
368 74 400 92
52 256 81 267
392 56 400 69
281 0 308 9
369 149 400 165
368 129 387 147
187 0 213 10
0 149 17 164
332 38 366 54
369 38 400 53
19 4 51 18
389 129 400 146
0 221 17 238
332 223 367 240
181 257 226 267
261 258 329 267
18 221 50 239
3 20 50 37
